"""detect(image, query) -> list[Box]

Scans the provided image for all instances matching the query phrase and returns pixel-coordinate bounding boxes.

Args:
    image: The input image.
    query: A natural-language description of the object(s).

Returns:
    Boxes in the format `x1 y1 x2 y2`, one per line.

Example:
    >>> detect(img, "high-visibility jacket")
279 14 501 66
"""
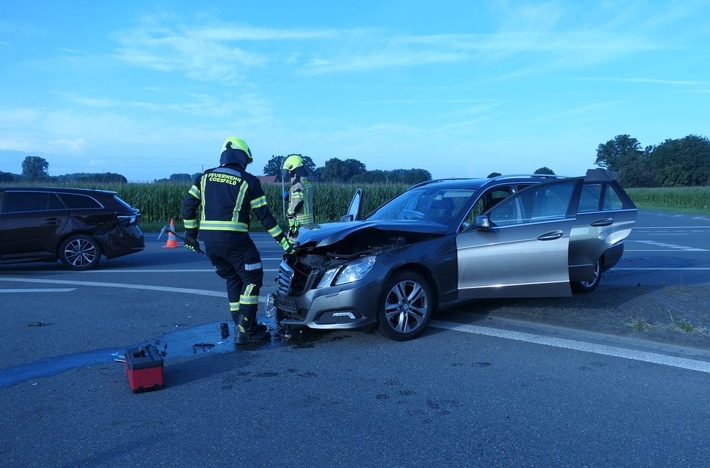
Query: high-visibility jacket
182 165 285 243
286 176 314 229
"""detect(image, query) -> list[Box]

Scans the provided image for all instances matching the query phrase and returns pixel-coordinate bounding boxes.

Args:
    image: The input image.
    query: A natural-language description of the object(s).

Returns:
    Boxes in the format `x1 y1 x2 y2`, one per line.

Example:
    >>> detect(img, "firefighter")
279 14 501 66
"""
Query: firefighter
282 154 314 239
182 136 294 345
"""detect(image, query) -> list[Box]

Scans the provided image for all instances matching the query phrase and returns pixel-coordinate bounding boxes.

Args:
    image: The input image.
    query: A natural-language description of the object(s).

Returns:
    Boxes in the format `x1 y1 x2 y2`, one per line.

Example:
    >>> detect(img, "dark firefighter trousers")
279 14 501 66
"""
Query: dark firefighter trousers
204 237 263 326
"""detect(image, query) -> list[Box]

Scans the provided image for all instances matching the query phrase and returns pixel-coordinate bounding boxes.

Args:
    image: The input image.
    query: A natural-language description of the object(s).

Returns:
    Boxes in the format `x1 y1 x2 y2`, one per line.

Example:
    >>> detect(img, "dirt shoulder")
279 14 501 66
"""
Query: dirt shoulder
471 284 710 351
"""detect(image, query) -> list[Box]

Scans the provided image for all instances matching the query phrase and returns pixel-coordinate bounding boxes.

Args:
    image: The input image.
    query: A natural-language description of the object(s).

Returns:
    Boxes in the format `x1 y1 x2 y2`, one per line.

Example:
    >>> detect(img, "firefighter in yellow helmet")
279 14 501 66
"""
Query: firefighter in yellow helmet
182 136 294 345
282 154 314 239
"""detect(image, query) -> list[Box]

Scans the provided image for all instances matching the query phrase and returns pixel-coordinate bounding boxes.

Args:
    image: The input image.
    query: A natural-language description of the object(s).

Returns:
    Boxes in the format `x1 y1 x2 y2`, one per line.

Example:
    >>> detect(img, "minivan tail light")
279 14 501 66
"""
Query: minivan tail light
118 214 140 226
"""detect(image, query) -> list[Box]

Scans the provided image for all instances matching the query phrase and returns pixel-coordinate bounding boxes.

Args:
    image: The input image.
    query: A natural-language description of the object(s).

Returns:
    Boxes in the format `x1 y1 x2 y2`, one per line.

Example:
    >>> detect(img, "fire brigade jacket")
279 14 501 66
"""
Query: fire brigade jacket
286 175 314 228
182 164 285 243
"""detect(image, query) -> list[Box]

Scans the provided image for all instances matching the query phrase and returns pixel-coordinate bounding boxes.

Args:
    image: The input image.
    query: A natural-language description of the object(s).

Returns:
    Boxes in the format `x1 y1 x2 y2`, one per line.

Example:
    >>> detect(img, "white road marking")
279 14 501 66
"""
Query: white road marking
0 288 76 293
0 277 228 297
2 276 706 373
73 268 279 273
0 278 274 302
630 240 707 251
430 320 710 374
615 267 710 271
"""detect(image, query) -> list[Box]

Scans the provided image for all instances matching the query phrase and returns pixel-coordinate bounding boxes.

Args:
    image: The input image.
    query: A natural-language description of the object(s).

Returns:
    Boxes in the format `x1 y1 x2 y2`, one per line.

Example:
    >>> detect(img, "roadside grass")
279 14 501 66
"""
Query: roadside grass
627 318 654 332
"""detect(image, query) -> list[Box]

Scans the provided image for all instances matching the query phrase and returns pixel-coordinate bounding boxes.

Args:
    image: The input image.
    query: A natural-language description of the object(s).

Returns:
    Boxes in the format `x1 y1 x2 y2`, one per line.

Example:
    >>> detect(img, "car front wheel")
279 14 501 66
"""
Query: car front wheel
377 271 434 341
571 258 601 293
59 235 102 270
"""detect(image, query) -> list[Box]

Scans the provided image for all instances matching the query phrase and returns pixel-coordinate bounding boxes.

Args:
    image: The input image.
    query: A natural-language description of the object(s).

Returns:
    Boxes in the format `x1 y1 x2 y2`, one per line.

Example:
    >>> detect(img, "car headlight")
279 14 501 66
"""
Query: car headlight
317 256 376 288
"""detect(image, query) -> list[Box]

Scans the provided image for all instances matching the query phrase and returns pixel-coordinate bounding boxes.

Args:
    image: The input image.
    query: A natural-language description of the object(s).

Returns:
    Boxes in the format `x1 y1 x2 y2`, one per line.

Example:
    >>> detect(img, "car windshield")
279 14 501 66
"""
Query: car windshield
367 187 476 225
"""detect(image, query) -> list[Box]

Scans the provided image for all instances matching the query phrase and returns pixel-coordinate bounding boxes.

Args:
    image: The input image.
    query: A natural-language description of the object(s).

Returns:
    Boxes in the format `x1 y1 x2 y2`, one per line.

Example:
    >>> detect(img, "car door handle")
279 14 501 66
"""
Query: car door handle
44 218 62 225
537 230 564 241
590 218 614 227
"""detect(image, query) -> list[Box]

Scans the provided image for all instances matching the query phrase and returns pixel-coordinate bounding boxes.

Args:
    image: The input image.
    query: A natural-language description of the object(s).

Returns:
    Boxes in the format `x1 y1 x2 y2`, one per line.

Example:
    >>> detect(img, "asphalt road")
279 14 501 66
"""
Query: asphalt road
0 210 708 466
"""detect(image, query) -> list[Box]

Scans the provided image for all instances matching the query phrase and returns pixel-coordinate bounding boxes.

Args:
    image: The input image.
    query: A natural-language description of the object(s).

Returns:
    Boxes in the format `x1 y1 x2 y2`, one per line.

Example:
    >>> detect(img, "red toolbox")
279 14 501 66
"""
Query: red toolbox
125 345 164 393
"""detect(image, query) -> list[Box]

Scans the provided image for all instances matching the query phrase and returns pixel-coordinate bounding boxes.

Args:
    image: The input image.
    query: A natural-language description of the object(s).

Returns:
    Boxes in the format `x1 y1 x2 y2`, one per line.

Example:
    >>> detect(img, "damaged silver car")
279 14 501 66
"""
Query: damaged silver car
273 169 637 341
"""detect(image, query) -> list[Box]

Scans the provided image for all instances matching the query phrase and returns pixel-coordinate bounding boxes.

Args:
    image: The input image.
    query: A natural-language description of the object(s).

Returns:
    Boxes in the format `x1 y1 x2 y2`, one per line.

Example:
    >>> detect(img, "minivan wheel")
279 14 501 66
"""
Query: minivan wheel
571 259 601 293
377 271 434 341
59 235 102 270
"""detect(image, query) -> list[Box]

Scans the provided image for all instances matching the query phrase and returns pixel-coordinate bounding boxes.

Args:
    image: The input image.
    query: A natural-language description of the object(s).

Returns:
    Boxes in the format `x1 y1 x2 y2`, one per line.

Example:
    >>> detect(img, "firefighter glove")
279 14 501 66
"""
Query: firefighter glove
184 235 200 253
279 236 295 254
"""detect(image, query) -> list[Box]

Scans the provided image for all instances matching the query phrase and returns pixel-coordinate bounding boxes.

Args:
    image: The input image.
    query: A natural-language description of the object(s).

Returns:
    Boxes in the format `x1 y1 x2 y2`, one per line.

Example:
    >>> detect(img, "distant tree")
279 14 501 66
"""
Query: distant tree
319 158 366 183
487 172 501 178
263 156 282 177
22 156 49 180
0 171 18 182
59 172 127 184
594 134 651 186
350 168 431 185
534 167 555 175
263 154 317 179
168 173 192 183
649 135 710 186
390 168 431 184
351 170 388 184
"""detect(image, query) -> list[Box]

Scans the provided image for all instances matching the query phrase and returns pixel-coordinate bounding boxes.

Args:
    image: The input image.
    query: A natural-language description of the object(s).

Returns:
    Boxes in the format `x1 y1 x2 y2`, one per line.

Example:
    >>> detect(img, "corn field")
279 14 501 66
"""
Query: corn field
85 183 710 221
626 187 710 213
7 181 707 228
20 181 409 227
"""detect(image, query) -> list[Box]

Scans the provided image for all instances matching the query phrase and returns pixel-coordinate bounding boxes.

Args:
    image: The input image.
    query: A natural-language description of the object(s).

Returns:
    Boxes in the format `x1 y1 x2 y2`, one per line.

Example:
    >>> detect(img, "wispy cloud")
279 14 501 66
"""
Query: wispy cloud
107 4 686 83
572 77 710 86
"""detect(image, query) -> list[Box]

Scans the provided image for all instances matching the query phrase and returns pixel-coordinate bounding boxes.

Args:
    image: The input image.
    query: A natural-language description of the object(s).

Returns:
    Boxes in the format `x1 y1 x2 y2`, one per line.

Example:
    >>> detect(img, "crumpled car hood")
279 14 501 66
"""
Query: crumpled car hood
296 220 448 249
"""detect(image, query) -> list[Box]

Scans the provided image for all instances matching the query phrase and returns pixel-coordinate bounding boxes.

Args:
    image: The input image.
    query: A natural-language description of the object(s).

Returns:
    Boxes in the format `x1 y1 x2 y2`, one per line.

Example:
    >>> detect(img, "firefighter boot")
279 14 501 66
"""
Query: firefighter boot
234 314 270 345
231 311 267 336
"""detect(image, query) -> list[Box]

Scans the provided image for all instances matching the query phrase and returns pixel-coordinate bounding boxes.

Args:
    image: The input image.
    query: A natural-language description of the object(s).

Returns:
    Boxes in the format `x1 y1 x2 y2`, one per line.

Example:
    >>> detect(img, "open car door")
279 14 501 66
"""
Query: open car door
456 178 583 299
340 188 364 222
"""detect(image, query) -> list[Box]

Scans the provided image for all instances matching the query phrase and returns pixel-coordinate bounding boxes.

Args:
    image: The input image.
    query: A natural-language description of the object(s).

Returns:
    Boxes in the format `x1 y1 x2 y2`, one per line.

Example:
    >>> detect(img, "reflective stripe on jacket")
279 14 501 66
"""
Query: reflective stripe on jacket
287 176 314 227
182 165 285 243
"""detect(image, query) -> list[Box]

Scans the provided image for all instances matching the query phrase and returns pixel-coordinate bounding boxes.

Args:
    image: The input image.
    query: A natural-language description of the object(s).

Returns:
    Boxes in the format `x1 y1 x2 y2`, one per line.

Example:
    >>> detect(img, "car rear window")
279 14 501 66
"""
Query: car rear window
579 182 625 212
2 191 65 213
59 193 103 209
111 195 135 211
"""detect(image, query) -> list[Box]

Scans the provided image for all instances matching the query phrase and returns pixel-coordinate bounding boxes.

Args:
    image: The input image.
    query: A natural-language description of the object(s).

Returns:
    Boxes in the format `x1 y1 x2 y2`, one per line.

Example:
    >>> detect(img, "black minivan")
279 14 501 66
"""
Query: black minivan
0 187 144 270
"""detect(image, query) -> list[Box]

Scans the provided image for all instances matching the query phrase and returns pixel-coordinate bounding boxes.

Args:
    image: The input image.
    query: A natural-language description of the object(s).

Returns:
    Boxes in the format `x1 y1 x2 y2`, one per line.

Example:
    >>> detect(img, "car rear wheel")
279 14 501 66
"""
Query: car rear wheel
571 259 601 293
59 235 102 270
377 271 434 341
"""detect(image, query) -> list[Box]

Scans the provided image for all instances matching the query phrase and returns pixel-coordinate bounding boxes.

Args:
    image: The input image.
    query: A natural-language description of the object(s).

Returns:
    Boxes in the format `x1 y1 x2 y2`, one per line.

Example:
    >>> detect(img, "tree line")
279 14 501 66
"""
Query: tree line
0 156 127 184
4 133 709 187
595 134 710 187
261 155 432 184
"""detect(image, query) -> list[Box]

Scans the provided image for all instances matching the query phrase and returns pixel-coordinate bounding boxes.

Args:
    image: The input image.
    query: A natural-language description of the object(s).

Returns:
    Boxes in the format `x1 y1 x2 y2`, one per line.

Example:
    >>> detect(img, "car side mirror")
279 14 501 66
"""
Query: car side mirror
474 214 491 230
340 214 355 222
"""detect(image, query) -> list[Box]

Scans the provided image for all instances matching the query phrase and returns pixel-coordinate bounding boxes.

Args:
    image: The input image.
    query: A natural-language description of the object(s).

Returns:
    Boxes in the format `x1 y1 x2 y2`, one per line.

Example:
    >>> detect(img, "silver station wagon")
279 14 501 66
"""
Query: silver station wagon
273 169 637 341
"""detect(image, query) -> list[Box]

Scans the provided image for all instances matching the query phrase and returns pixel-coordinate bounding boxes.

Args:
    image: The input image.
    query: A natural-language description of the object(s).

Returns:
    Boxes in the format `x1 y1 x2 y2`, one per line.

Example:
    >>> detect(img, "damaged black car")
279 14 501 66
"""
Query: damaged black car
273 169 637 341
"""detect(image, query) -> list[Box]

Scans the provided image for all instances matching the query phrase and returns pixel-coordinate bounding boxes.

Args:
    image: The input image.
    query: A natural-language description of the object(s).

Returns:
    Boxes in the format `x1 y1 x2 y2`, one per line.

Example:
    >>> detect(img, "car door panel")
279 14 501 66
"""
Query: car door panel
457 219 573 298
456 179 581 299
569 180 638 280
0 211 69 261
0 191 70 261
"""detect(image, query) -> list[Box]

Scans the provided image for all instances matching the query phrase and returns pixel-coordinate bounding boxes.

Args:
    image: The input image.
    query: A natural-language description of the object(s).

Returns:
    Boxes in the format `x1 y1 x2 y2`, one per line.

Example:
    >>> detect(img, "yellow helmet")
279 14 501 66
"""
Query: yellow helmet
283 154 303 172
221 136 253 165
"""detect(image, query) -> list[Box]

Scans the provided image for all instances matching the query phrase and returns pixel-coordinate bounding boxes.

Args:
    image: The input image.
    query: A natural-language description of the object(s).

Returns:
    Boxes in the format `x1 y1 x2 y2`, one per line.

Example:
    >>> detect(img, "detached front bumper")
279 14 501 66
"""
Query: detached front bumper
274 260 387 330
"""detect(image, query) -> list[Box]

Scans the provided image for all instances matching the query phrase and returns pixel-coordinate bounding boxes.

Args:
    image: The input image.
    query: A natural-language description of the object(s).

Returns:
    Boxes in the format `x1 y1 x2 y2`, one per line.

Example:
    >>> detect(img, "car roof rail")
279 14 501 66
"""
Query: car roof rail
488 173 567 182
410 178 477 188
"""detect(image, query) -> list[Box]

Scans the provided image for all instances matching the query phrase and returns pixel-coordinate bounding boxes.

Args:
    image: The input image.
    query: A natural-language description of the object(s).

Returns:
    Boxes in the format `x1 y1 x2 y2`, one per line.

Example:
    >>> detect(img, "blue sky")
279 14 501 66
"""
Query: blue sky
1 1 709 182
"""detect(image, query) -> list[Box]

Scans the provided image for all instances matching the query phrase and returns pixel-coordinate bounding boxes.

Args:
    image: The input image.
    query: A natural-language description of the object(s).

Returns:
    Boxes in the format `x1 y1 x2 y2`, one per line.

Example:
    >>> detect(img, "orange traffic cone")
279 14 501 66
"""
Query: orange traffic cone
162 219 180 248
